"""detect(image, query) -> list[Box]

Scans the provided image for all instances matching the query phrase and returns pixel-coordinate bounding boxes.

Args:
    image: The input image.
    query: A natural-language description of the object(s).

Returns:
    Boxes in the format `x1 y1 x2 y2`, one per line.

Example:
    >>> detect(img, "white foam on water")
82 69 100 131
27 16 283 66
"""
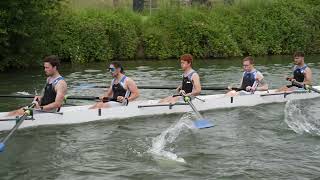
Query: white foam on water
16 91 31 95
148 114 196 163
284 99 320 136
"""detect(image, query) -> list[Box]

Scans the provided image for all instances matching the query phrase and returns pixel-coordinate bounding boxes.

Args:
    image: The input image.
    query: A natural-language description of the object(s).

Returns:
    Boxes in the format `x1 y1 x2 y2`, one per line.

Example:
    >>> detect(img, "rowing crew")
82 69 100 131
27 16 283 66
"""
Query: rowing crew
6 51 313 116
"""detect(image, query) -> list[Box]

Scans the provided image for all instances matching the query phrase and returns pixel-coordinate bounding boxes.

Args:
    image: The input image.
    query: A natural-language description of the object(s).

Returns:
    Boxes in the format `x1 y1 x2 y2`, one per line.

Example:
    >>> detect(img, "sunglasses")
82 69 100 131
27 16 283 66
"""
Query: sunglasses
109 67 116 72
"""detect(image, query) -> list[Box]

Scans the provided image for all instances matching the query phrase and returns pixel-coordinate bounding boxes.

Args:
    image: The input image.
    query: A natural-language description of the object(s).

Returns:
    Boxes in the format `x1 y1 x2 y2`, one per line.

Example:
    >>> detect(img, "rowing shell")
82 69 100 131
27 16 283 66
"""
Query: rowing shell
0 87 319 131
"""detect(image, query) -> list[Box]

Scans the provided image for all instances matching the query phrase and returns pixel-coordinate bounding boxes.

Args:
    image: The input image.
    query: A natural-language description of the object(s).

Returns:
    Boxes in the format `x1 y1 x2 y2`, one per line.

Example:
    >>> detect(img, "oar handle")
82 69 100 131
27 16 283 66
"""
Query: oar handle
290 80 304 88
287 80 320 93
0 103 36 152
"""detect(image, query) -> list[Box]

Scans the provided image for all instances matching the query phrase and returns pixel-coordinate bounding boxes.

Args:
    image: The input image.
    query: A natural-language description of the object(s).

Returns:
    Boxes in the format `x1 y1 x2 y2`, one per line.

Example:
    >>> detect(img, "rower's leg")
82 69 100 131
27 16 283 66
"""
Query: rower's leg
225 90 238 97
167 96 180 104
159 96 172 103
276 86 291 92
159 96 180 104
6 108 25 117
89 102 111 109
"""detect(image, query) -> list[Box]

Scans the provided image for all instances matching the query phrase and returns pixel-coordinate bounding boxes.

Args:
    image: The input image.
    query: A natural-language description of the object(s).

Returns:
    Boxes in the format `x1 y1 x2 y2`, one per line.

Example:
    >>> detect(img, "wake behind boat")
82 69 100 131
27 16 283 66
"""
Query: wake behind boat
0 86 319 132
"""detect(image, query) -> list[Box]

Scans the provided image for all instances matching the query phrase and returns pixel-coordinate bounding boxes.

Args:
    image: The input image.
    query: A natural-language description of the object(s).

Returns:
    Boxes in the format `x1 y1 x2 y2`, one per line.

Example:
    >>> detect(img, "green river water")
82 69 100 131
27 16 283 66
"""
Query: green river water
0 56 320 179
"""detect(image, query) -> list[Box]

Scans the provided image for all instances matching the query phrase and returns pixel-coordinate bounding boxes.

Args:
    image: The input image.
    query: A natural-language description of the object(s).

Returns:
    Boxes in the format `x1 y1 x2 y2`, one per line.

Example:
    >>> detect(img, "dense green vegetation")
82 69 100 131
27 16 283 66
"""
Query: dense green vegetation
0 0 64 71
0 0 319 70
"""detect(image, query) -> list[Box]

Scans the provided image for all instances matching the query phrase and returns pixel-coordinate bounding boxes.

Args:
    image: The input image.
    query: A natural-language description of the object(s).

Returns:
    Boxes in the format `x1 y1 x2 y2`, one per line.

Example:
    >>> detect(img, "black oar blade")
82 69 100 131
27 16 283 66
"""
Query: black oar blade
194 119 214 129
0 142 4 152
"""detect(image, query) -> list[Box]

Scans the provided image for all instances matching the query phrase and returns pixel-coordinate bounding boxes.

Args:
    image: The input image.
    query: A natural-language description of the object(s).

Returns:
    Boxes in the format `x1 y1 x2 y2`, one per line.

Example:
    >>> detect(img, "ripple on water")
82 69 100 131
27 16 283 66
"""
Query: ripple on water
285 98 320 136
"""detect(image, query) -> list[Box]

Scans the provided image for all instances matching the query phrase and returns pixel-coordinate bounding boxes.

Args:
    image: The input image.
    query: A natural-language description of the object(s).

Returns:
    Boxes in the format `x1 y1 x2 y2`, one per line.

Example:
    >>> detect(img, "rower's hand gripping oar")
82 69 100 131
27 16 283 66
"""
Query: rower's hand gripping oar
0 103 36 152
250 79 260 94
290 80 320 93
176 93 214 129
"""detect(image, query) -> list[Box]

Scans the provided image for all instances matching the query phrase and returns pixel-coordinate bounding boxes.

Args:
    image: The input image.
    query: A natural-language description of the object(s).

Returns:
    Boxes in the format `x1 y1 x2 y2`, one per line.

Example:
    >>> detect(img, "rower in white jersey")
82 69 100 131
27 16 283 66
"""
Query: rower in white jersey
159 54 201 104
226 56 268 96
90 61 139 109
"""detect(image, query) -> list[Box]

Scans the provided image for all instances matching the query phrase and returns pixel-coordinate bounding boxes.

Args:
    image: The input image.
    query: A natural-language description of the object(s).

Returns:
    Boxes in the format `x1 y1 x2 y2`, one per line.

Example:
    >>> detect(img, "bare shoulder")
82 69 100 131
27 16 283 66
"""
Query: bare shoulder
125 77 138 87
56 80 67 90
256 71 264 77
305 67 312 72
192 72 200 79
126 77 136 84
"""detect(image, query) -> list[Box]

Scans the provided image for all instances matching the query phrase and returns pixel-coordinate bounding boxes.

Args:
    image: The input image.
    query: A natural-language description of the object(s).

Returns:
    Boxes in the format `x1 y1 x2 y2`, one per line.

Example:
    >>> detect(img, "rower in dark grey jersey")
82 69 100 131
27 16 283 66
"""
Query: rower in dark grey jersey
226 56 268 96
7 55 67 116
160 54 201 104
277 51 312 92
90 61 139 109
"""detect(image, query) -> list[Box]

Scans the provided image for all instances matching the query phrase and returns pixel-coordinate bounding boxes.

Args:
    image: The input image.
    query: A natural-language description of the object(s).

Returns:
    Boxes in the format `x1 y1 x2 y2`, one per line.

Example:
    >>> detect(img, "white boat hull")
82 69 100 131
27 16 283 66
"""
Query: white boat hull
0 87 319 131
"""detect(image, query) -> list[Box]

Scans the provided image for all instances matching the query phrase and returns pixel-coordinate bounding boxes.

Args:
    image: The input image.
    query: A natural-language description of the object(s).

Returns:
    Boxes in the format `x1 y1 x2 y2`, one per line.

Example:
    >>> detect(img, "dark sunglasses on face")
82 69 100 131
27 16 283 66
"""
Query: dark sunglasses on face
109 67 116 72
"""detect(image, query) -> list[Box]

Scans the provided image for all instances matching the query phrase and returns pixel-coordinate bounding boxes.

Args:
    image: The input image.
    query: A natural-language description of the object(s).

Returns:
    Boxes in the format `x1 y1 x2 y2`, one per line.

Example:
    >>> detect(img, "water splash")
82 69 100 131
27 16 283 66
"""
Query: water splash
148 114 196 163
284 99 320 135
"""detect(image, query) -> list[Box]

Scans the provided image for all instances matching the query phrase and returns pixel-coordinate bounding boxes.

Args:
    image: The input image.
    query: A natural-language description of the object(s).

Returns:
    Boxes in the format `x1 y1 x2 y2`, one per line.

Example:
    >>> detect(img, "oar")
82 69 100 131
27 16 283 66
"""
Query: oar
250 80 260 94
290 81 320 93
181 95 214 129
138 102 188 108
0 94 101 101
305 85 320 93
78 84 235 91
0 94 34 99
0 103 36 152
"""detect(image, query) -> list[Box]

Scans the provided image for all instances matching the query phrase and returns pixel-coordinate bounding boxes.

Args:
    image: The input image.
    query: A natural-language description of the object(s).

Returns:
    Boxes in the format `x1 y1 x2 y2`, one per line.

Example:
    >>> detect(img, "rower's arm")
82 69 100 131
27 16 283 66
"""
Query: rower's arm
104 84 113 98
304 67 312 85
176 85 182 93
126 79 139 101
256 74 268 91
189 73 201 96
42 80 67 111
238 78 243 89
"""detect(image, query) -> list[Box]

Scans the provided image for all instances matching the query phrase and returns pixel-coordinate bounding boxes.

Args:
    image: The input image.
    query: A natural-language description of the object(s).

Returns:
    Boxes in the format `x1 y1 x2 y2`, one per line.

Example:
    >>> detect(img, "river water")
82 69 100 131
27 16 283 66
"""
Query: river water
0 56 320 179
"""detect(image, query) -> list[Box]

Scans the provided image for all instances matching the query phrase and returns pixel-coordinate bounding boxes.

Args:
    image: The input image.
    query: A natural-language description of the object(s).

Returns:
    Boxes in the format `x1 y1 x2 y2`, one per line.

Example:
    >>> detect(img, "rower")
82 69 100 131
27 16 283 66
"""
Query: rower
277 51 312 92
90 61 139 109
7 55 67 116
159 54 201 104
226 56 268 96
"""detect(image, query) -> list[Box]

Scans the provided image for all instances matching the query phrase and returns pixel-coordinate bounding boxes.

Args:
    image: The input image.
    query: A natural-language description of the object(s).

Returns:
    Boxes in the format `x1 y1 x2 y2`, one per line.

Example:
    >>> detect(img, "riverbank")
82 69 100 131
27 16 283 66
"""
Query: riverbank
1 0 319 71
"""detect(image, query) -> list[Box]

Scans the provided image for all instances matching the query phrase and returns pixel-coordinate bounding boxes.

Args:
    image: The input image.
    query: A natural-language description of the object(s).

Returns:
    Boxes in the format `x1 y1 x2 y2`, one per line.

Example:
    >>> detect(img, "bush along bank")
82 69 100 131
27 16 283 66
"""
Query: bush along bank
1 0 320 70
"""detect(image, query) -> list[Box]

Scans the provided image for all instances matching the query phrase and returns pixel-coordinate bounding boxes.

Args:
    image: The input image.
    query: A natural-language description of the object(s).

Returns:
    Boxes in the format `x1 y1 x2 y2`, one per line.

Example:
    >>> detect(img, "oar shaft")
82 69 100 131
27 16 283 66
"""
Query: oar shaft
1 114 28 144
308 86 320 93
66 96 99 100
87 85 228 91
1 104 35 145
187 101 204 119
138 102 188 108
0 95 34 98
290 80 320 94
0 94 100 101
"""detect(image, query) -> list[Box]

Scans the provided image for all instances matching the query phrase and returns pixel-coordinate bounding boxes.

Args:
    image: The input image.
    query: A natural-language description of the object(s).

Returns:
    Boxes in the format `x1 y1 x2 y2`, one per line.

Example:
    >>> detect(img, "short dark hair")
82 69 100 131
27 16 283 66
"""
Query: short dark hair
110 61 124 73
243 56 254 64
294 51 304 58
43 55 60 70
